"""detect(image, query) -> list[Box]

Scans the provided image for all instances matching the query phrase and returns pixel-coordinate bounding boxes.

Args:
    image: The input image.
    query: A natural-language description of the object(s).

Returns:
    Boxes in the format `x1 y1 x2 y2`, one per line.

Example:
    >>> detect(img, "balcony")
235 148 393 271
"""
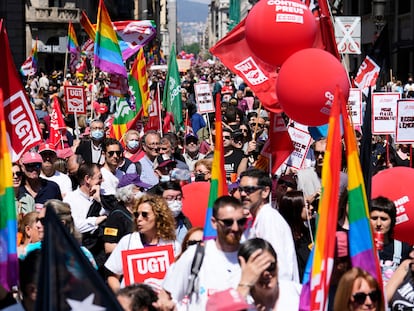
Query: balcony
26 6 80 23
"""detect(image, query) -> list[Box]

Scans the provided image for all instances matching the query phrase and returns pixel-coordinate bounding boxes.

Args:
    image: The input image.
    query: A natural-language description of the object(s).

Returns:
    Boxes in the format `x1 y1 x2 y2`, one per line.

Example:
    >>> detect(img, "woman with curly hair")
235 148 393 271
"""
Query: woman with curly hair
105 194 180 293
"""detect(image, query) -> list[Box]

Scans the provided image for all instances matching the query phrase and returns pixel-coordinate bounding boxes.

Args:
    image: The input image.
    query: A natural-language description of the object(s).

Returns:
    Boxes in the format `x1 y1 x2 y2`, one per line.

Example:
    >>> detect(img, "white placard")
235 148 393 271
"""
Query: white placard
347 88 362 126
64 85 86 114
287 126 312 170
194 82 215 113
372 92 401 134
396 99 414 143
335 16 361 54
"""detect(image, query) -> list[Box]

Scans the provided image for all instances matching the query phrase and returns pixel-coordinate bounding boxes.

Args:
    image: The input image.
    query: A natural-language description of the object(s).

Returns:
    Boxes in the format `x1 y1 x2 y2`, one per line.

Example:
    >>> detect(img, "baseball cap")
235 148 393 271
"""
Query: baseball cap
38 143 56 154
57 147 74 159
206 288 250 311
185 133 198 144
20 151 43 164
118 174 151 189
154 155 177 169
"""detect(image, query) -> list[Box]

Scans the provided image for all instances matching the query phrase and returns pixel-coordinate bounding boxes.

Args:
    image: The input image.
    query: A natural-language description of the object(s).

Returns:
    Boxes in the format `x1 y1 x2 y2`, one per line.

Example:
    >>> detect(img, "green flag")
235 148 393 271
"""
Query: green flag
228 0 240 31
163 44 183 131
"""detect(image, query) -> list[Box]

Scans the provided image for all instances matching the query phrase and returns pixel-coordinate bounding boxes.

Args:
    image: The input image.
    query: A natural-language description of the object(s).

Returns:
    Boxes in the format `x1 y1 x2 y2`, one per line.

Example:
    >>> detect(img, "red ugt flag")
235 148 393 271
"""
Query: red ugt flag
0 20 42 162
49 96 66 149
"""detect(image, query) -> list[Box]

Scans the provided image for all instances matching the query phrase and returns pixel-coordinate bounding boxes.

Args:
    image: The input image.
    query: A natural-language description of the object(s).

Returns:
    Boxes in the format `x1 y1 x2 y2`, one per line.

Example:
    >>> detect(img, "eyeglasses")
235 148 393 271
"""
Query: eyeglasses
133 211 150 218
249 123 264 128
314 150 325 158
352 290 381 305
186 240 203 246
36 217 45 225
107 150 122 157
216 217 248 228
164 195 182 201
238 186 264 195
25 163 42 171
13 171 23 178
223 135 231 140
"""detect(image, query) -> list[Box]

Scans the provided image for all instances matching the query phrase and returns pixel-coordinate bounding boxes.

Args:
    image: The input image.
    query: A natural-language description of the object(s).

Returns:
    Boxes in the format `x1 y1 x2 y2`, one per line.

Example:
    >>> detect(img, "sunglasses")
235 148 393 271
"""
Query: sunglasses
238 186 264 195
160 147 169 151
25 163 42 171
249 123 264 128
133 211 150 218
223 135 231 140
216 217 248 228
107 150 122 157
314 150 325 158
352 290 381 305
36 217 45 225
13 171 24 178
186 240 203 246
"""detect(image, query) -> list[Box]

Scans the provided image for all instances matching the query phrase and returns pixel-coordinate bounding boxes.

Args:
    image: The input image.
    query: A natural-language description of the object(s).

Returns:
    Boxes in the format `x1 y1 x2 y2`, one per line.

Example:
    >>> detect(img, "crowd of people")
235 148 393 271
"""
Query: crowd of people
2 62 414 311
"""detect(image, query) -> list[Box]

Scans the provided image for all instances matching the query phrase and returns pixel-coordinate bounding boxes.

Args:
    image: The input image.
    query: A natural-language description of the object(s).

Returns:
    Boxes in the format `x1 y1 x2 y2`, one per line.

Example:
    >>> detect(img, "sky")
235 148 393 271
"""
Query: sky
189 0 210 3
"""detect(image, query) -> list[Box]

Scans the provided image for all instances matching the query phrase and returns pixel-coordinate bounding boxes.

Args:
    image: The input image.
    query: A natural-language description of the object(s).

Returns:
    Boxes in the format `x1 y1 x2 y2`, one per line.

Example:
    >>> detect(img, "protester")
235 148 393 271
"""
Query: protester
13 162 35 215
75 119 106 165
116 283 158 311
193 158 212 182
176 226 203 260
105 194 180 292
138 130 161 187
100 138 125 195
333 267 385 311
17 211 40 259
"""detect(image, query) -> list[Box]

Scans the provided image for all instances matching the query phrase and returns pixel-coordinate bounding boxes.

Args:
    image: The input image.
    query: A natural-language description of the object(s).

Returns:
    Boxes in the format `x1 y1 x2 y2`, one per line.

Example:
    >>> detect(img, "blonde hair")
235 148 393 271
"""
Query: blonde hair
194 158 212 172
18 211 38 244
133 195 176 241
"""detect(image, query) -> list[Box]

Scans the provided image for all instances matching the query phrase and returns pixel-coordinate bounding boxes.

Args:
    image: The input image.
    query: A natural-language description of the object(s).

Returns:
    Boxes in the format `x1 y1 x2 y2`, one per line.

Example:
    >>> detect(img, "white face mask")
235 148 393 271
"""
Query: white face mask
160 175 171 182
167 200 182 217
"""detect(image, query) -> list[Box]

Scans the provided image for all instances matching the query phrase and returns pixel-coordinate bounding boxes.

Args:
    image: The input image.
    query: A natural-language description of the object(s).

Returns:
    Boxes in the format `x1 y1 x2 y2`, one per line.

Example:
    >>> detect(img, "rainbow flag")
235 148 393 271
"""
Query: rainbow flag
20 38 38 76
203 94 228 240
299 87 342 311
341 89 382 284
0 88 18 291
94 0 127 79
80 10 95 41
67 21 80 72
129 48 151 116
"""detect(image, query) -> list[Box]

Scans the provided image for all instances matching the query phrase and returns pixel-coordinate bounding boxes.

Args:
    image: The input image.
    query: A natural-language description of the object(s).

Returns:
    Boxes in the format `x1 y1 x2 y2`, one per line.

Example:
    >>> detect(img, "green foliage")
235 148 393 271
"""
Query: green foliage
182 43 200 55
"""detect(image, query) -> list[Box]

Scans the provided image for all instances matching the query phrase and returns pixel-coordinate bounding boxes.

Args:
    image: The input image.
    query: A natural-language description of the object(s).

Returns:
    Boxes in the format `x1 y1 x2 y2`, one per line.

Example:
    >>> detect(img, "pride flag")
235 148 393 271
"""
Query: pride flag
80 10 95 41
0 88 18 291
203 94 228 240
94 0 127 90
129 48 151 116
341 89 382 284
20 38 38 76
299 87 342 311
67 21 80 72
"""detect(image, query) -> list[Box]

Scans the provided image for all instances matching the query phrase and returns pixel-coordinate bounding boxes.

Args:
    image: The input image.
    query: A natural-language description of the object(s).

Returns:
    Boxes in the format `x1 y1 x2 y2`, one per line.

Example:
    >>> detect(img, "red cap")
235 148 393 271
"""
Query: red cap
20 151 43 164
38 143 56 154
206 289 250 311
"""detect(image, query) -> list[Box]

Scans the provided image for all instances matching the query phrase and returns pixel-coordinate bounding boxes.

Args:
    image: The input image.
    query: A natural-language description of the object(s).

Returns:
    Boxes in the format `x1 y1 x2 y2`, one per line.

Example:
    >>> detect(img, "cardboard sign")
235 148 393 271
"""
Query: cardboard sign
347 88 362 126
194 82 215 113
372 92 401 134
396 99 414 143
122 244 174 287
287 125 312 170
64 85 86 114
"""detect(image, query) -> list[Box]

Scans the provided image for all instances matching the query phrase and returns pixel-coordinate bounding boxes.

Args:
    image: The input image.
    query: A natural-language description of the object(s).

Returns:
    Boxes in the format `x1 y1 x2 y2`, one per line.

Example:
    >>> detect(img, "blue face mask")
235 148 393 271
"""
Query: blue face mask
91 130 104 141
127 140 139 150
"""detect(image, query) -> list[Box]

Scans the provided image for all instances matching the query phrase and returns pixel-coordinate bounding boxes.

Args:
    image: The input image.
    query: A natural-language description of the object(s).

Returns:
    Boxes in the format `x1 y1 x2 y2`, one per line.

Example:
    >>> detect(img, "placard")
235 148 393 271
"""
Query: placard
396 99 414 143
194 82 215 113
347 88 362 126
372 92 401 134
64 85 86 114
287 125 312 170
122 244 174 288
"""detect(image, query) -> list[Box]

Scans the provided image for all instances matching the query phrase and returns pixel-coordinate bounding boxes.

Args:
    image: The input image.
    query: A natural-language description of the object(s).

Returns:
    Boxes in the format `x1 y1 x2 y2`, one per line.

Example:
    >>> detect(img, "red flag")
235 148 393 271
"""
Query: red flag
144 87 161 132
0 20 42 162
210 18 281 113
257 112 293 174
313 0 341 60
49 96 66 149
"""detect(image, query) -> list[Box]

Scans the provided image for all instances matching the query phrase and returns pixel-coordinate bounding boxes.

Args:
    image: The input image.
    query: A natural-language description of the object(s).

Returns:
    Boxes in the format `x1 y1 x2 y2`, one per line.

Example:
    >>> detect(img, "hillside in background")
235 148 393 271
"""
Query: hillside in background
177 0 208 23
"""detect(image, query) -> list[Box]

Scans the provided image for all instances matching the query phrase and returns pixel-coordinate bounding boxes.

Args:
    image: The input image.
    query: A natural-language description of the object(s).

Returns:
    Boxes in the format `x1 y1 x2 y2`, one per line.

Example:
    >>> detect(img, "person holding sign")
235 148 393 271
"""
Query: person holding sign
105 194 180 293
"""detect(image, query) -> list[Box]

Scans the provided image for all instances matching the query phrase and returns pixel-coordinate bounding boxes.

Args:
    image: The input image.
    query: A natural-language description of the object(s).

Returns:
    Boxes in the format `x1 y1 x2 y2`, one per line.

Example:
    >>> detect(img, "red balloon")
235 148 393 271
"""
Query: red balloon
182 181 210 227
245 0 317 66
372 167 414 245
276 48 350 126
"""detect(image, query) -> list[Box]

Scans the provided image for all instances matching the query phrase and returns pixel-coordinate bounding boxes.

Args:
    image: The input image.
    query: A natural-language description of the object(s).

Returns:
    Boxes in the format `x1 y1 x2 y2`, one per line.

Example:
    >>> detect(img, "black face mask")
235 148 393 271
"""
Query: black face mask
194 173 206 182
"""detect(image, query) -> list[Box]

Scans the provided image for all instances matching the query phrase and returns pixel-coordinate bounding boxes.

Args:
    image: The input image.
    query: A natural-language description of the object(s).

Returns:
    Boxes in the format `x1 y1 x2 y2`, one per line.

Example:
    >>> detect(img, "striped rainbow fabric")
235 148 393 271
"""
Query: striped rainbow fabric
299 87 342 311
203 94 228 240
129 48 151 116
94 0 127 78
341 89 382 284
67 21 80 72
0 88 18 291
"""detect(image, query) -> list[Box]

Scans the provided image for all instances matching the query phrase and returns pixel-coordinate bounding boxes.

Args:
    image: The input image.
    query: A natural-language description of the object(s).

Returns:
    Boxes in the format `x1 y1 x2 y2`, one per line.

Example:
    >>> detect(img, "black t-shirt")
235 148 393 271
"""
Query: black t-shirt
103 207 133 244
224 149 245 179
390 271 414 310
379 239 411 284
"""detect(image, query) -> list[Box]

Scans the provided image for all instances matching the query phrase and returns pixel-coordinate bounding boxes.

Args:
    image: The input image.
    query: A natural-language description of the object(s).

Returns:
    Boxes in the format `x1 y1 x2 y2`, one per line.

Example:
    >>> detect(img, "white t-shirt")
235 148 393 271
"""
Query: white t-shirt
100 166 124 195
242 203 300 282
163 239 241 311
105 232 180 289
41 170 72 197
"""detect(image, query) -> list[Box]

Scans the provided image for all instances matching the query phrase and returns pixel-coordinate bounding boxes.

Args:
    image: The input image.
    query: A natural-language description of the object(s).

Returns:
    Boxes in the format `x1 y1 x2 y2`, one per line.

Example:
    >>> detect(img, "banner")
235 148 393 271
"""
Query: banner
194 82 214 114
396 99 414 143
64 85 86 114
372 92 401 134
347 88 363 126
287 125 312 170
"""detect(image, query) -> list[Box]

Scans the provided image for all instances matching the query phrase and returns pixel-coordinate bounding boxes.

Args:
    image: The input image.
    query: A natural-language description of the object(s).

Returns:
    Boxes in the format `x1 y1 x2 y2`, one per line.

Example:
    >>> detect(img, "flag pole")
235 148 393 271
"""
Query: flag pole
74 111 79 140
64 23 69 80
91 64 96 120
157 82 163 137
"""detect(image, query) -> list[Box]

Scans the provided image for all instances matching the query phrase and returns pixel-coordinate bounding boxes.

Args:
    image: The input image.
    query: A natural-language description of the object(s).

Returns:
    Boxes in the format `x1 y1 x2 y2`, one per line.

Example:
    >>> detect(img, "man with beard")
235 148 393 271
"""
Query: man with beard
239 169 299 283
161 196 246 310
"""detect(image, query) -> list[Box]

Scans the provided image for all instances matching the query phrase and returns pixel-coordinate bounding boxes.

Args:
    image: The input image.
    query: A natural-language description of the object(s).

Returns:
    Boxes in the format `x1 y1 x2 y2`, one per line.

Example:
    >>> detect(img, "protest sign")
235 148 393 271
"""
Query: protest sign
372 92 401 134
